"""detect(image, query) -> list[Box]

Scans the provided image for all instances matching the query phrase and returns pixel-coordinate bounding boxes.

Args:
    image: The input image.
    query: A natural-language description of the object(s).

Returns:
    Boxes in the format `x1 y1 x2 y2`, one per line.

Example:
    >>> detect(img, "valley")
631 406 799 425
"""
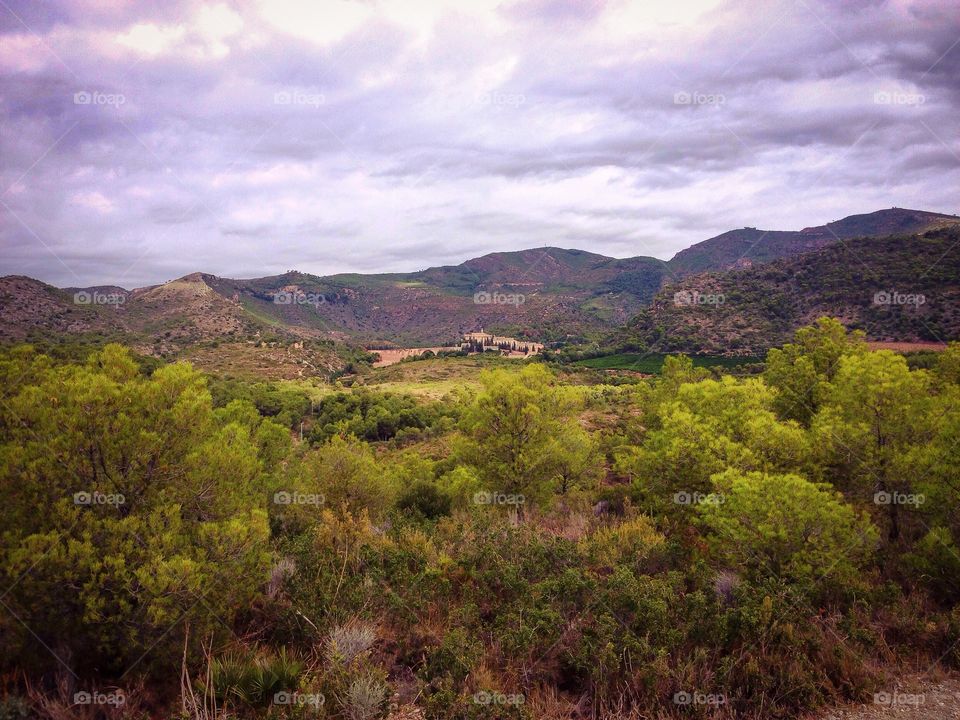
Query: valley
5 4 960 717
2 208 958 365
2 208 959 720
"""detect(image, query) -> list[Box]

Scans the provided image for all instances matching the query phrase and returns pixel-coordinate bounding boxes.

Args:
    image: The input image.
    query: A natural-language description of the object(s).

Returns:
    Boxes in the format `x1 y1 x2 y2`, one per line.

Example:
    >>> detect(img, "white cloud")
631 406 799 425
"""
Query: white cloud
116 23 186 56
0 0 958 286
71 191 115 213
257 0 371 46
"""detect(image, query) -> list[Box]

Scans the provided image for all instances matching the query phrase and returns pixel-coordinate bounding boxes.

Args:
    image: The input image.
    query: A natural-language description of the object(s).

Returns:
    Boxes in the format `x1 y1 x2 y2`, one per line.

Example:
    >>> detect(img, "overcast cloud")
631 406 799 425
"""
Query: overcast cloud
1 0 958 287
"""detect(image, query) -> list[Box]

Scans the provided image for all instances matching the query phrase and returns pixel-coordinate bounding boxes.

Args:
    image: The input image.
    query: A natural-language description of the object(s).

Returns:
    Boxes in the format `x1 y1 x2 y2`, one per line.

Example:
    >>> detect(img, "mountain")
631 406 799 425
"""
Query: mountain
618 225 960 355
1 251 666 352
0 276 122 339
0 273 361 379
666 208 958 276
207 249 669 346
2 208 957 359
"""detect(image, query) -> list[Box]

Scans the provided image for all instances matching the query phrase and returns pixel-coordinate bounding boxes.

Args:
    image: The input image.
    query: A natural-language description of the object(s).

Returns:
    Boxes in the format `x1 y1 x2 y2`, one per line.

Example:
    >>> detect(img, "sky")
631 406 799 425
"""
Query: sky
0 0 958 288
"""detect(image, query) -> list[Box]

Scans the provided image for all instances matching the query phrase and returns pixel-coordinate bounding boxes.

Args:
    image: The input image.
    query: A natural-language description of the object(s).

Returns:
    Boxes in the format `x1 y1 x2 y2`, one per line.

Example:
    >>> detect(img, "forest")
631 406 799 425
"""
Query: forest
1 318 959 719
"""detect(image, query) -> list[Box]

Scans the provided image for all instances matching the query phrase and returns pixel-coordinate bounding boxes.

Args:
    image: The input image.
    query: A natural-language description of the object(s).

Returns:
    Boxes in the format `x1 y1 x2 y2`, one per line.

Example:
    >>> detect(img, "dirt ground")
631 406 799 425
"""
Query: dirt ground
371 347 454 367
812 676 960 720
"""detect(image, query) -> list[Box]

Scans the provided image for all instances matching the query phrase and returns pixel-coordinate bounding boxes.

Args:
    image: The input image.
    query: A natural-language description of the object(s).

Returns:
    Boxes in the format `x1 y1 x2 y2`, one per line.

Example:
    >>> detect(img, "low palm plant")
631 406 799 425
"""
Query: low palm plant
207 648 303 706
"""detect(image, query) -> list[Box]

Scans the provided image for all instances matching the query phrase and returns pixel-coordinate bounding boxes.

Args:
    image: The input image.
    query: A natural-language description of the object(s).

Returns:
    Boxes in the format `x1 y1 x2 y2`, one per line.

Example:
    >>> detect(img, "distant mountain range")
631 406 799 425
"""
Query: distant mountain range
666 207 957 276
1 208 957 362
617 224 960 355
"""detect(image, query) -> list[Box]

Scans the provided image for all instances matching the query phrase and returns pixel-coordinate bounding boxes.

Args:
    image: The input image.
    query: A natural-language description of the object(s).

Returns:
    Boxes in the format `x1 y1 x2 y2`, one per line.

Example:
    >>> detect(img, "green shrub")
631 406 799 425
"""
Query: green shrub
906 527 960 603
397 481 452 520
208 648 303 706
699 469 879 597
308 389 454 443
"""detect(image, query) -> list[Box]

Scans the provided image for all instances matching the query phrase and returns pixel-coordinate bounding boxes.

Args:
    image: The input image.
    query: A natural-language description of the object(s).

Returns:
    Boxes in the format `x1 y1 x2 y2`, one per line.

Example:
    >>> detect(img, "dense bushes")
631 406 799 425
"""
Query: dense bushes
308 388 456 443
2 326 960 719
0 345 284 677
209 377 313 428
700 469 878 595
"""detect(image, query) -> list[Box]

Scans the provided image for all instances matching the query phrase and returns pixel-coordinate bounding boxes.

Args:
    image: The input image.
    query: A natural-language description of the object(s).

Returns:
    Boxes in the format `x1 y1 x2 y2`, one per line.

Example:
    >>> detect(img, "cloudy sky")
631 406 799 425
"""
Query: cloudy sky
1 0 958 288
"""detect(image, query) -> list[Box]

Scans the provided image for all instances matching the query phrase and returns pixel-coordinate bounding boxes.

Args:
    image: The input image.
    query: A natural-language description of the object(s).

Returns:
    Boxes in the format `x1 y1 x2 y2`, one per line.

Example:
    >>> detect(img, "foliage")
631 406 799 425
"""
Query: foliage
397 480 453 520
699 469 879 594
209 377 314 429
326 622 378 665
290 435 398 521
0 344 279 676
308 388 455 443
5 323 960 720
456 364 589 505
813 350 935 540
764 317 867 424
208 649 303 706
341 674 388 720
616 374 811 515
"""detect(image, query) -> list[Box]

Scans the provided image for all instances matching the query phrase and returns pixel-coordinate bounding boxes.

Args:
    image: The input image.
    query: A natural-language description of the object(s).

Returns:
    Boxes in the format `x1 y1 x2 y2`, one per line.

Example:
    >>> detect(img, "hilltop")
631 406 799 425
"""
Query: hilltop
667 207 958 276
1 208 957 357
617 225 960 355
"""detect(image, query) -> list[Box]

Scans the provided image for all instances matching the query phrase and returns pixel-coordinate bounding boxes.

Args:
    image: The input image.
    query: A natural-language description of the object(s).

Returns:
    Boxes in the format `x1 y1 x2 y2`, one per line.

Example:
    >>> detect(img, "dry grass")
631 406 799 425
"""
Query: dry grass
178 342 344 380
326 622 378 665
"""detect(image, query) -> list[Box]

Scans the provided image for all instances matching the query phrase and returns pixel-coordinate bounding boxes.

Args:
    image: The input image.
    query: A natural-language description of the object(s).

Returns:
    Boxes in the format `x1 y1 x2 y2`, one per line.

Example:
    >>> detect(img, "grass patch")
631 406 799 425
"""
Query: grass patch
360 354 535 399
574 352 764 372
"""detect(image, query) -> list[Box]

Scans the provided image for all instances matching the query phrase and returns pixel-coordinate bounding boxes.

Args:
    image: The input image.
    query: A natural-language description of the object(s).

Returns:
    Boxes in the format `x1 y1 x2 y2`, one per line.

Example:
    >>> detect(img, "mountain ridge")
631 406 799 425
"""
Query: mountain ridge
616 224 960 355
666 207 959 276
27 207 958 293
2 208 957 352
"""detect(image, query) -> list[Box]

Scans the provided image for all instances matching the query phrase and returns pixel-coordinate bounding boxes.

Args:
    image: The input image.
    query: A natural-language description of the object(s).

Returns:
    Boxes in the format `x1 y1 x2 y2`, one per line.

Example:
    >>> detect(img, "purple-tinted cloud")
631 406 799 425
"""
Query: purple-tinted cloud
0 0 958 287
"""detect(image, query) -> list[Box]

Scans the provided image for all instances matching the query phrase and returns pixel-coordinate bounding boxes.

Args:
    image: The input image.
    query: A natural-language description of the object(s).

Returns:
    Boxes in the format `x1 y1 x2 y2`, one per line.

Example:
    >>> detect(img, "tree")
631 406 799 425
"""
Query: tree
908 384 960 533
292 435 397 521
0 345 277 676
649 354 710 413
764 317 866 424
935 342 960 385
456 364 573 507
698 469 878 594
616 376 810 514
550 422 602 496
812 351 934 542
